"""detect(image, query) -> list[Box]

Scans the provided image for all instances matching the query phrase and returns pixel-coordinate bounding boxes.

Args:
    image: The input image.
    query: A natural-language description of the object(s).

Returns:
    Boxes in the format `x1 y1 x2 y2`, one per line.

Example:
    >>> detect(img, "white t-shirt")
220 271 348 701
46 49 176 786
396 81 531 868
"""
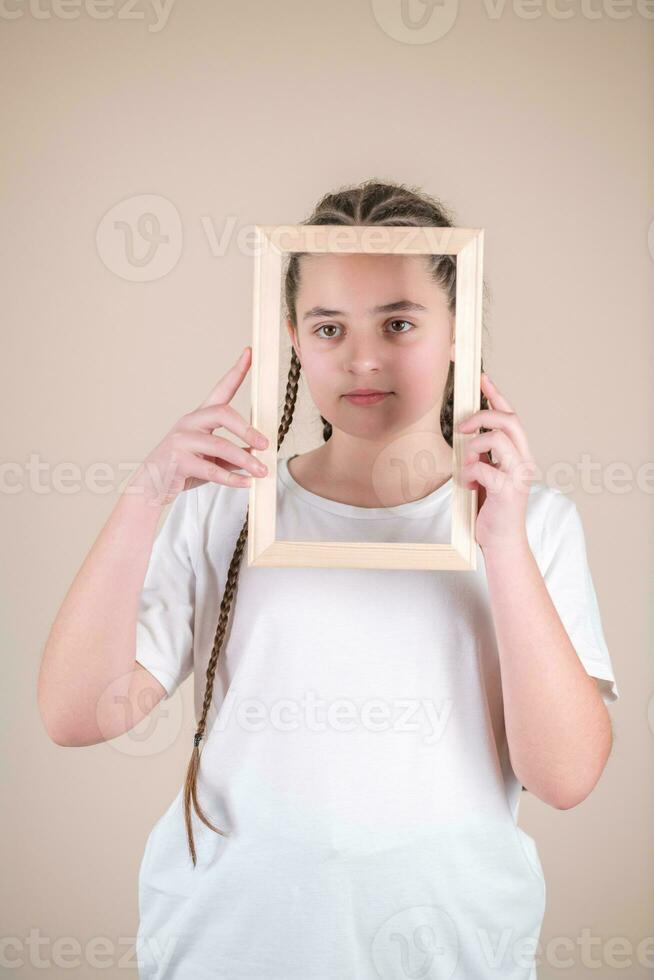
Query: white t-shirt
134 455 619 980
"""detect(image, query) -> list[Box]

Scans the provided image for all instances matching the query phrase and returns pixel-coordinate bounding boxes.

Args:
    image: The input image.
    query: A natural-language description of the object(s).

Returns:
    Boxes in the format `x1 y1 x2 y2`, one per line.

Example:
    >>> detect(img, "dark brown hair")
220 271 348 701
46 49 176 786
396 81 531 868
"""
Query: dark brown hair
183 179 493 864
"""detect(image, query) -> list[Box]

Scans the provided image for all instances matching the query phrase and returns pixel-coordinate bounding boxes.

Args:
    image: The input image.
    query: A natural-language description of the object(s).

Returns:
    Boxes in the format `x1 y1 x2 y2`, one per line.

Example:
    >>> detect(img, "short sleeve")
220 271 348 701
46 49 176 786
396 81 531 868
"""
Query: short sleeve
134 489 197 699
536 491 620 707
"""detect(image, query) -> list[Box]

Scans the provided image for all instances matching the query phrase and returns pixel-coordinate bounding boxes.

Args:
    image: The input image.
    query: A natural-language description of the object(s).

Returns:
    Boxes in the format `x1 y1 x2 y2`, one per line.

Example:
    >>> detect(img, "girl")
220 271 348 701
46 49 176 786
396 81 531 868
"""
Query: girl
40 180 619 980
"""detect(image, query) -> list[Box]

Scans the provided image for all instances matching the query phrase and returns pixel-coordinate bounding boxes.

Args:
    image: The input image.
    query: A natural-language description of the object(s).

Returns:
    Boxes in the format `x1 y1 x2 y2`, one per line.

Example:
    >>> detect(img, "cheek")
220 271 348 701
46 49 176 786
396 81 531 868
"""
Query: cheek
395 346 447 407
297 348 339 404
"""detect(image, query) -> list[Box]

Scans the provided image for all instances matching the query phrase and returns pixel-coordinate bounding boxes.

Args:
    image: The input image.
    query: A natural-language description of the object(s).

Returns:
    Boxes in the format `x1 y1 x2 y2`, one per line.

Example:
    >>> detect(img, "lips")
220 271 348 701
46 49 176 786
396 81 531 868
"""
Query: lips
345 389 390 396
343 391 392 405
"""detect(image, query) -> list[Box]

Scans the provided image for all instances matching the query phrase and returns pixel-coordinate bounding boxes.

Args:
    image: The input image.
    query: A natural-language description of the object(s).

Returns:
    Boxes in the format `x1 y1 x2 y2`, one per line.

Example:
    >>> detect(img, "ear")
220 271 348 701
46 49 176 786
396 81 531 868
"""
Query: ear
285 317 301 362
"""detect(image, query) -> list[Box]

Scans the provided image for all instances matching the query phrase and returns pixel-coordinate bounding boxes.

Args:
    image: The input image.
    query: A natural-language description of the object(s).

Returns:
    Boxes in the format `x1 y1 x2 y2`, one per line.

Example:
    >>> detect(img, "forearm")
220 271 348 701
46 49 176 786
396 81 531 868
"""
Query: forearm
482 536 612 809
38 470 166 745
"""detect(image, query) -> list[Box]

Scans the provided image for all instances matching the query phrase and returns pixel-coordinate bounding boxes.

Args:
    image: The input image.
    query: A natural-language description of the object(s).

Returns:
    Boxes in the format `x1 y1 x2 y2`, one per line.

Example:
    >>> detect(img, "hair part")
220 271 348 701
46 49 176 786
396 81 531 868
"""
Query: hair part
183 179 493 864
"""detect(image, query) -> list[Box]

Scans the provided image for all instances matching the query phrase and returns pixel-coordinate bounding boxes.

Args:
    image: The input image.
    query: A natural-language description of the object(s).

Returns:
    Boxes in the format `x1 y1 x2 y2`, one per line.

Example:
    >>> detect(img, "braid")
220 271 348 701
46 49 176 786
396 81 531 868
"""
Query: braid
183 179 492 865
319 416 333 441
182 348 302 865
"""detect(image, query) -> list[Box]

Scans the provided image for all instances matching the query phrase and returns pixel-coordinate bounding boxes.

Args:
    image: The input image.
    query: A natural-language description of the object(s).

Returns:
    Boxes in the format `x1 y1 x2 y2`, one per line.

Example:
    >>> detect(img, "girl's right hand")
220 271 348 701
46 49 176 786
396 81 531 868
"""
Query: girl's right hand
129 347 270 506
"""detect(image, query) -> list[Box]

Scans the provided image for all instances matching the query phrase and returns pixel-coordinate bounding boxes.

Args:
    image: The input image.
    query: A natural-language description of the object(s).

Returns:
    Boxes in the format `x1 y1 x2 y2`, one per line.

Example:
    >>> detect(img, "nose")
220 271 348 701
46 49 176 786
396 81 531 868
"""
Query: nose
343 335 385 375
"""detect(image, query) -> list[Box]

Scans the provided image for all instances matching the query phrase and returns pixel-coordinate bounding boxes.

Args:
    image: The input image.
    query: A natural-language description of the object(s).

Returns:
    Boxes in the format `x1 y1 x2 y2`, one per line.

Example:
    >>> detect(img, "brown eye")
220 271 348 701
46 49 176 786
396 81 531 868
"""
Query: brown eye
387 319 414 334
315 324 341 339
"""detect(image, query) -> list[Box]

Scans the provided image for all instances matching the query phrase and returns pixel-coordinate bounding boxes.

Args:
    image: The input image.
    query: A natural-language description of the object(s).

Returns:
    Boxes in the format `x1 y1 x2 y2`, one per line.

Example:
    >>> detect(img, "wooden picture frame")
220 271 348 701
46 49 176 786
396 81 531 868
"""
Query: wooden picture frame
247 224 484 571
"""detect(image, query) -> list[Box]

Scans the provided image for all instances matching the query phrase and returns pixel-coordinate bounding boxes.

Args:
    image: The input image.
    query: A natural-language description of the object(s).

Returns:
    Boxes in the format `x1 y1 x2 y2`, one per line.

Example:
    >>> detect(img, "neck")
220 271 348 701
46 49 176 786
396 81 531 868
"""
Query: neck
316 411 453 508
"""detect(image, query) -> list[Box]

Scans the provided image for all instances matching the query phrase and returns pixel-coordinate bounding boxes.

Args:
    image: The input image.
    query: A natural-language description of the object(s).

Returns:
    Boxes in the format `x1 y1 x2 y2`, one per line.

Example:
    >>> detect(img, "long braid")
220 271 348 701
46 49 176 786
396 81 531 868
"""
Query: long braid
182 349 302 865
183 179 492 865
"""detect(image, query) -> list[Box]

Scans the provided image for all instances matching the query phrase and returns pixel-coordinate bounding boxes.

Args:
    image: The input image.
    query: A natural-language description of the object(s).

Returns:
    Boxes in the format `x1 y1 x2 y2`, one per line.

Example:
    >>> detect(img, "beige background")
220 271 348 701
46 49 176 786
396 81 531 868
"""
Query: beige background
2 1 652 977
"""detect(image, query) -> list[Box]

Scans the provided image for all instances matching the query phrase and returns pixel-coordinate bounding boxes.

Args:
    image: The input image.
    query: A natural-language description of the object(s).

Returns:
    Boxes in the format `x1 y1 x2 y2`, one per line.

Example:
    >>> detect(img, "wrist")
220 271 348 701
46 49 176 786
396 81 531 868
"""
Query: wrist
480 533 532 563
122 463 172 511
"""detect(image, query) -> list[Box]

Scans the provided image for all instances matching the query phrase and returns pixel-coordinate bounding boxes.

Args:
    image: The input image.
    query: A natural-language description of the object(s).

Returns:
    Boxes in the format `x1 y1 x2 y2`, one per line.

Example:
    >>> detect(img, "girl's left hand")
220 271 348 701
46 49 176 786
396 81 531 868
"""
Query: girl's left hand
456 372 537 553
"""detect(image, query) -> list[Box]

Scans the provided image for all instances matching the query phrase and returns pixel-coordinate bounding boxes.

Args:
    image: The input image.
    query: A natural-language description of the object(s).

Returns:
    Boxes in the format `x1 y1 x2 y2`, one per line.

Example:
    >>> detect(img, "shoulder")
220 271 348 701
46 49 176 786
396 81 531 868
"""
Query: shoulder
526 480 577 524
525 481 580 559
192 479 250 542
524 481 593 584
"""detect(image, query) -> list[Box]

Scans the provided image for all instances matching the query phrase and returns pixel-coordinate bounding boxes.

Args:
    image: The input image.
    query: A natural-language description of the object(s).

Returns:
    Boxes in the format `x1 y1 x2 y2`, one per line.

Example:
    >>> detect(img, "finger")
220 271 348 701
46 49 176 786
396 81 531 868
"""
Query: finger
459 458 505 494
457 451 488 511
205 449 251 471
185 401 268 449
179 450 254 489
198 346 252 410
199 446 261 473
481 371 513 413
457 408 530 462
183 432 268 476
465 430 519 472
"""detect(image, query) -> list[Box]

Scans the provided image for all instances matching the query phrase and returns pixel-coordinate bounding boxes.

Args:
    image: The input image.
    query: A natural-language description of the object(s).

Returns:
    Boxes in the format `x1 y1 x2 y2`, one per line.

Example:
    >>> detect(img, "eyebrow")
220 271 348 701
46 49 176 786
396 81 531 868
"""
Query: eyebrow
302 300 429 322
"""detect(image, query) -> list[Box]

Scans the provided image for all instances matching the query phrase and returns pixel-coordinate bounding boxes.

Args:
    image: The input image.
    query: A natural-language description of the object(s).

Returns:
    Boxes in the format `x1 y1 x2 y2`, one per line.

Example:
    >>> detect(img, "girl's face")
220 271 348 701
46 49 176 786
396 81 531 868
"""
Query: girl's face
287 252 455 442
